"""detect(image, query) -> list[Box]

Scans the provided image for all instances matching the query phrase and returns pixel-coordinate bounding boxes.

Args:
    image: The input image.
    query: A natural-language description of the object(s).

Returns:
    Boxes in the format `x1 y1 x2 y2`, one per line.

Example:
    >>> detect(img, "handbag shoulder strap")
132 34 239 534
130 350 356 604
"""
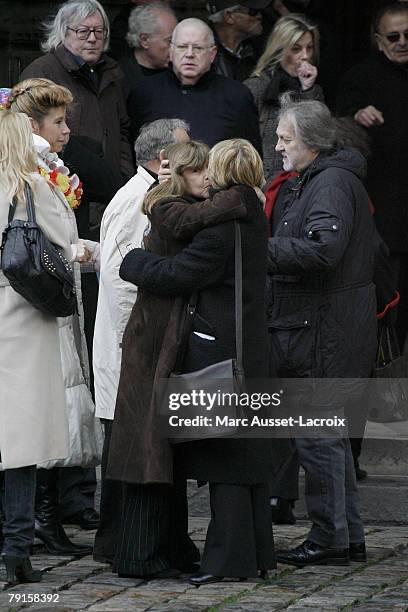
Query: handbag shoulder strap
8 183 36 224
234 221 243 376
176 221 243 373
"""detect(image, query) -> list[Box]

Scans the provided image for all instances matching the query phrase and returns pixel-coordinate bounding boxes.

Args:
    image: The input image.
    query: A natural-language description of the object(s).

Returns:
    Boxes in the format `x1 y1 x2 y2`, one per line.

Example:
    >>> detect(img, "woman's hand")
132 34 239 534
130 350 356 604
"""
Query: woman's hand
71 239 92 263
297 61 318 91
158 149 171 184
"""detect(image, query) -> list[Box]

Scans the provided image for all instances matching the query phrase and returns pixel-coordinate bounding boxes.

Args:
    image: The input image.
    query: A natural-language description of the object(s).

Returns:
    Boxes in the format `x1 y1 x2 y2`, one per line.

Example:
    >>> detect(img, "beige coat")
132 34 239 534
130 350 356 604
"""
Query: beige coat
93 166 154 420
0 174 70 469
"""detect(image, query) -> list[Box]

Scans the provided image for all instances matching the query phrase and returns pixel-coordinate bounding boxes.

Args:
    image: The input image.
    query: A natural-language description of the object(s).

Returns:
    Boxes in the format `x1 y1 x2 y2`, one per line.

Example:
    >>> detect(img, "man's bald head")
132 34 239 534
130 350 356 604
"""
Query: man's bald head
170 19 217 85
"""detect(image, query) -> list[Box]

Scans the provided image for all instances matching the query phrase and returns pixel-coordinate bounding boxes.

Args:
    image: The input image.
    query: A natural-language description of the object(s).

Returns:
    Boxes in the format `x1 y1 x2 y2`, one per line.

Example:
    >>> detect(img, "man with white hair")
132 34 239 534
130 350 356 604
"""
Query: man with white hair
21 0 134 183
127 18 262 151
110 0 172 59
119 2 178 102
207 0 270 81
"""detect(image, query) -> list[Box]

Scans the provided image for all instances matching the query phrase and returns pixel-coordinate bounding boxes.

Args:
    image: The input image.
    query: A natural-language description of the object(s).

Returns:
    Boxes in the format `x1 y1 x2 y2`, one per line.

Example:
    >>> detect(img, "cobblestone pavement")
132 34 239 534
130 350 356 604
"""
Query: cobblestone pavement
0 478 407 611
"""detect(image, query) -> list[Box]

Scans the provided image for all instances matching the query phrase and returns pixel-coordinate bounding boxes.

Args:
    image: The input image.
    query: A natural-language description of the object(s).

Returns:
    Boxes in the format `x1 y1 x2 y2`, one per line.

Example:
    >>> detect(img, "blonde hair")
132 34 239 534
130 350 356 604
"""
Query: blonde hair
0 111 39 200
252 14 319 77
208 139 264 191
143 140 209 214
9 78 73 125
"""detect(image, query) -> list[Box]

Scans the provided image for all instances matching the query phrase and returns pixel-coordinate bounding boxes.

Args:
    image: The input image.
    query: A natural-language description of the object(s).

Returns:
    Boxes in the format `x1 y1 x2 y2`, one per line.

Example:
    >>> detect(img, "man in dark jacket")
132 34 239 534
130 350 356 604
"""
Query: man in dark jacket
336 2 408 351
127 18 262 152
20 0 134 185
206 0 270 81
269 97 377 567
118 2 177 103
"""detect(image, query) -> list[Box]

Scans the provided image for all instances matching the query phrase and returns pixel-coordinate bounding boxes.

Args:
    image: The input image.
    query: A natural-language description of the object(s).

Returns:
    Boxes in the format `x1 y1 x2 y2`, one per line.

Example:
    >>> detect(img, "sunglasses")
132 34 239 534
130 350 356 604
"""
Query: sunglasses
233 7 261 17
378 30 408 43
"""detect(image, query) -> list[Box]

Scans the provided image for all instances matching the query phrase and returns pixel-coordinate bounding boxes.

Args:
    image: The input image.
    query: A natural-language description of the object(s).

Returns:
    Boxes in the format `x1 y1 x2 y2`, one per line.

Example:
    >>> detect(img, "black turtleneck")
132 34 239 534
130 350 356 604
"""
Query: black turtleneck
127 69 262 155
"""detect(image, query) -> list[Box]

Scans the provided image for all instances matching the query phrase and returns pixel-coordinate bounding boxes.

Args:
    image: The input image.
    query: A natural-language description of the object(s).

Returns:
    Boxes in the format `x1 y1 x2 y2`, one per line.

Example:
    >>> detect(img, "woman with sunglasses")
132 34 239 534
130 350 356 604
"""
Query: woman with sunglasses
244 13 323 181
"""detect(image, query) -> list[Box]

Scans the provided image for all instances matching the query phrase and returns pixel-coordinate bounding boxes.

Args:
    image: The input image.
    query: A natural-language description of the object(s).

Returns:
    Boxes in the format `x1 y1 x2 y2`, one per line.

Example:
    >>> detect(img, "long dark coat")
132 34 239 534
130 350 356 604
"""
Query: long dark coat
267 148 378 382
106 188 248 485
336 52 408 253
112 186 274 485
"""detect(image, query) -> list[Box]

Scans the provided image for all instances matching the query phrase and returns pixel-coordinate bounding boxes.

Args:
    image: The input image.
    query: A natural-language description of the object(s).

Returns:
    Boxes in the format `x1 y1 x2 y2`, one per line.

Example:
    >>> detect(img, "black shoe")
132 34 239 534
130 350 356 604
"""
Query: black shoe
349 542 367 562
189 573 224 586
35 520 93 556
276 540 350 568
270 498 296 525
35 467 92 556
2 555 42 584
355 467 368 481
63 508 100 530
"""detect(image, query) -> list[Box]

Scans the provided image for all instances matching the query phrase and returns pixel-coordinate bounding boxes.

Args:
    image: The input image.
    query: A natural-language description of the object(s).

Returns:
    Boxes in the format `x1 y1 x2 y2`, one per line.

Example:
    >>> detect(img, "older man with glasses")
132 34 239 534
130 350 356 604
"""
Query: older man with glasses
20 0 134 185
206 1 271 81
337 1 408 479
337 2 408 353
126 17 262 152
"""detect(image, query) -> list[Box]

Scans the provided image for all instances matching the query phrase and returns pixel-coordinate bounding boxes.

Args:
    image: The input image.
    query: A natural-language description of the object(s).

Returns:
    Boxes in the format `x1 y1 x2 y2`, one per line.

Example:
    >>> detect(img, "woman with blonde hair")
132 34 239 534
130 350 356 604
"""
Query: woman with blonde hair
108 138 276 582
0 110 71 583
244 14 323 181
8 78 102 557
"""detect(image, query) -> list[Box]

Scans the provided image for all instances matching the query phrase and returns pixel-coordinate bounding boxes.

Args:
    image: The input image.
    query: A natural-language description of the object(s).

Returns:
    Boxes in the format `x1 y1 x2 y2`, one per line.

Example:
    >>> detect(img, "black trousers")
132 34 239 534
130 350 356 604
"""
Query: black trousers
94 420 123 563
113 479 199 576
200 482 275 578
58 467 97 518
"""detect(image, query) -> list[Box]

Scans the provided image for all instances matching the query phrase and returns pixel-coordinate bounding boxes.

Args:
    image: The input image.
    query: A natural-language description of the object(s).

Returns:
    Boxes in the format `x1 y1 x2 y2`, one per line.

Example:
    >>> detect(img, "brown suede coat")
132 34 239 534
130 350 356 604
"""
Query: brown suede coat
107 188 247 484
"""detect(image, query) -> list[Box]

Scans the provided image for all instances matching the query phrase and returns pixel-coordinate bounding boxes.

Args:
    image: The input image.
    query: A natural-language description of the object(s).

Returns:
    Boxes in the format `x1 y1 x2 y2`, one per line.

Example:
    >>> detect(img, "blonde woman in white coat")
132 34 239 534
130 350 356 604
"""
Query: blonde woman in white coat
9 79 102 557
0 111 71 583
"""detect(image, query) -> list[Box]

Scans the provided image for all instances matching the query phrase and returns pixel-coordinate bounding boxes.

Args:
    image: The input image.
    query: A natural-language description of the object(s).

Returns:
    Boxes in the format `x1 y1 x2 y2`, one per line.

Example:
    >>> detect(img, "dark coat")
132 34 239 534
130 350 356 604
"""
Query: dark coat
20 45 134 182
62 135 119 240
268 148 378 381
127 69 262 154
111 185 273 485
336 52 408 253
212 29 258 82
107 188 249 485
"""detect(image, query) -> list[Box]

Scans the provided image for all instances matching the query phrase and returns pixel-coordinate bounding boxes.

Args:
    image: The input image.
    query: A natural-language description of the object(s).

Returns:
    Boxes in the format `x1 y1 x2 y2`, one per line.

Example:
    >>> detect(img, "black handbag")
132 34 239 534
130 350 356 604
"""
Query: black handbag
0 182 77 317
368 323 408 423
164 222 246 442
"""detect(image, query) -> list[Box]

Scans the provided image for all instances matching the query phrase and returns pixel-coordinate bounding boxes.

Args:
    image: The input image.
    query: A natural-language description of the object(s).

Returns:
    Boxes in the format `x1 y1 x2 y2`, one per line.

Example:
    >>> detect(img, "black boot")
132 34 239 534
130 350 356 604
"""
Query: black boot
35 469 92 556
2 555 42 584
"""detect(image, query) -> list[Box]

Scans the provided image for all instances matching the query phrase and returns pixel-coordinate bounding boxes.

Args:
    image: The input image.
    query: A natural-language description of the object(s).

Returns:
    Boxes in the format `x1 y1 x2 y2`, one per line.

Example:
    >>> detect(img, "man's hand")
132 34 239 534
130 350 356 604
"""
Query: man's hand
354 105 384 128
297 61 318 91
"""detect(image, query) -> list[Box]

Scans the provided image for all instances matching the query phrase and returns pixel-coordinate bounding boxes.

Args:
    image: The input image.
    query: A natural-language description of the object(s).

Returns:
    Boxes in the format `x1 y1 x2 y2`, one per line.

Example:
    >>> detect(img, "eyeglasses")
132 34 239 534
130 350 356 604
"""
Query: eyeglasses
171 43 214 55
377 30 408 43
232 7 261 17
67 26 108 40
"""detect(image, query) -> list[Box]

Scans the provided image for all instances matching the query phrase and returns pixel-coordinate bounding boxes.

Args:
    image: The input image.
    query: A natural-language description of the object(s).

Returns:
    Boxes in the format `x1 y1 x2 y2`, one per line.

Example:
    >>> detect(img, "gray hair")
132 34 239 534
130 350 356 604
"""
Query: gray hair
207 5 241 24
126 2 176 50
41 0 110 53
172 18 215 46
135 118 190 165
279 93 336 151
